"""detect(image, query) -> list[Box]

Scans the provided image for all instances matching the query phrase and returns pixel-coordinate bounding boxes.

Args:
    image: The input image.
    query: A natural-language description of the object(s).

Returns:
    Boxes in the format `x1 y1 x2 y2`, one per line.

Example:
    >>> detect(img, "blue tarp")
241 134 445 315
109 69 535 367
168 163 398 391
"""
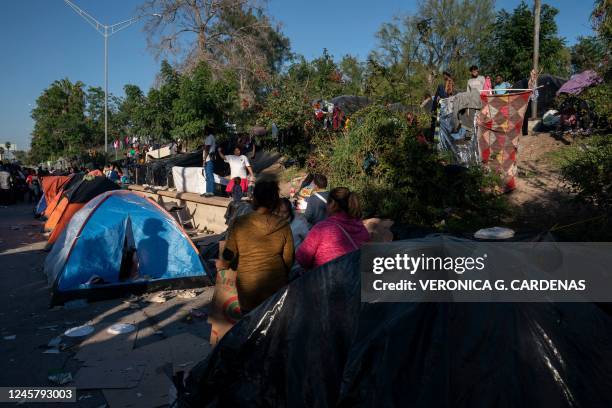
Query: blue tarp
44 190 207 303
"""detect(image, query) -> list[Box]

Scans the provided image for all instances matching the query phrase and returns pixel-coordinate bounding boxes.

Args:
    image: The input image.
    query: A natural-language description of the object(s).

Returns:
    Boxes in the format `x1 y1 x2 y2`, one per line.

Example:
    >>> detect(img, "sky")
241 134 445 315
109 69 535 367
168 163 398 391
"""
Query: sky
0 0 595 150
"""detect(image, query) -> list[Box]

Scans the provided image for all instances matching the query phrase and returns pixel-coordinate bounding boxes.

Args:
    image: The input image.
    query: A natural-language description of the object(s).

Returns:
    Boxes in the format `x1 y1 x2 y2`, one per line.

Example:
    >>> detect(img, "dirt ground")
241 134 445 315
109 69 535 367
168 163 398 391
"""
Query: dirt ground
506 131 599 237
0 204 214 407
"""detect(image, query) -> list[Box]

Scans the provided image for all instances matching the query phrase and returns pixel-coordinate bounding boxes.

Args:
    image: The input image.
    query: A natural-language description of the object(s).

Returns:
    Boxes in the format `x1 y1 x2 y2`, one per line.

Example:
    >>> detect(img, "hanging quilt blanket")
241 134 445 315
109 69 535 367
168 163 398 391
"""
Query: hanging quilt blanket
477 90 531 192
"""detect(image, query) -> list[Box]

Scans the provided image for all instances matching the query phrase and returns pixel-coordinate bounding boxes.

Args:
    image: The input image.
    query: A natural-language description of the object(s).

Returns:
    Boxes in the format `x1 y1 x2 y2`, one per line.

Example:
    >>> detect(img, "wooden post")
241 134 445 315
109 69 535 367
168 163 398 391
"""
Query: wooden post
531 0 541 119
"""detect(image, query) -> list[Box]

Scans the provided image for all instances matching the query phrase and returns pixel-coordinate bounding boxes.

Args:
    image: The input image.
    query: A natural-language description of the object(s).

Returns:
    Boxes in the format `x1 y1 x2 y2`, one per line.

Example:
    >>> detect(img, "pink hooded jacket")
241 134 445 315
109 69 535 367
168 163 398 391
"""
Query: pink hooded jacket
296 212 370 270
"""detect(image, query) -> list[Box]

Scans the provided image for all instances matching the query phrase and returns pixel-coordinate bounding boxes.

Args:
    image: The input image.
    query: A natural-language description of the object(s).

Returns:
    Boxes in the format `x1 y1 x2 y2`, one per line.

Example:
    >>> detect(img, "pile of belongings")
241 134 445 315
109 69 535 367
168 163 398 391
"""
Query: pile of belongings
436 90 482 167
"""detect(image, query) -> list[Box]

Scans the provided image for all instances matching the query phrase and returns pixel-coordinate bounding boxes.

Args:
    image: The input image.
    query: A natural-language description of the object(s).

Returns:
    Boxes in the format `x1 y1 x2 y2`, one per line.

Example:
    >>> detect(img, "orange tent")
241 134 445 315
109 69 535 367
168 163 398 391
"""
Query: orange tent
40 175 71 208
43 174 83 225
45 176 120 245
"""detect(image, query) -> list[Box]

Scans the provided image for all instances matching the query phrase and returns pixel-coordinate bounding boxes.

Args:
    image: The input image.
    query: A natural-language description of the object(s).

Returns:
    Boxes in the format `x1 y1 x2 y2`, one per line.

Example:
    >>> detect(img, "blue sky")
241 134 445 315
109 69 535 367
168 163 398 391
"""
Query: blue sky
0 0 595 149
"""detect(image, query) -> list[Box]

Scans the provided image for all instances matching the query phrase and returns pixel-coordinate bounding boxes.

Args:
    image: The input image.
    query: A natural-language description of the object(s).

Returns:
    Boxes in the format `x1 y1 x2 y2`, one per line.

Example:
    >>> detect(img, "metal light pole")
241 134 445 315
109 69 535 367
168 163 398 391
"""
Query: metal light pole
64 1 160 153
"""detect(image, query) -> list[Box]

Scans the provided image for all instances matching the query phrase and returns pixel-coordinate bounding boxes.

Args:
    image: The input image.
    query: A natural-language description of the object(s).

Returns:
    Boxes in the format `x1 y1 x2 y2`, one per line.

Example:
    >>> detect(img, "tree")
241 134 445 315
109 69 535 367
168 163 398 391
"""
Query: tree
368 0 495 101
30 79 89 163
4 142 11 151
591 0 611 78
480 1 570 82
592 0 612 48
571 35 606 73
139 0 290 104
115 84 147 138
339 55 366 95
171 61 237 145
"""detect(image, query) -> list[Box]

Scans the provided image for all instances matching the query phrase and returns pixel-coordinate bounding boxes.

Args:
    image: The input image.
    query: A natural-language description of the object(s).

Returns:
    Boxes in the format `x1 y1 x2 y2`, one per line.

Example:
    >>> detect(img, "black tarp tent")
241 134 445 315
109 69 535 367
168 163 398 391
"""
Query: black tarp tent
330 95 372 115
181 235 612 407
513 74 567 117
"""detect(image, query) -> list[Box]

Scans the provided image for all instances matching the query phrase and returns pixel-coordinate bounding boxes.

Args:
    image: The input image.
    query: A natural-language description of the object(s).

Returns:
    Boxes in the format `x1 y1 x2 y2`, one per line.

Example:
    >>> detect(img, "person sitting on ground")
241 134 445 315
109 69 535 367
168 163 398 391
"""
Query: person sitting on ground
276 197 310 250
467 65 485 92
217 146 255 196
296 187 370 270
304 174 330 226
217 179 294 314
494 74 511 95
231 178 244 202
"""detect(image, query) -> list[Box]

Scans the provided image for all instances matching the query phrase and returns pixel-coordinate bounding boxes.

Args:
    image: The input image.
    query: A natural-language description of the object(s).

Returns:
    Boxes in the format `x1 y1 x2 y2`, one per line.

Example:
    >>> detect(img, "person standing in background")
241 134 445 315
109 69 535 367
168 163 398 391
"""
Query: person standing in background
494 75 511 95
217 146 255 195
0 165 12 205
467 65 485 92
201 126 217 197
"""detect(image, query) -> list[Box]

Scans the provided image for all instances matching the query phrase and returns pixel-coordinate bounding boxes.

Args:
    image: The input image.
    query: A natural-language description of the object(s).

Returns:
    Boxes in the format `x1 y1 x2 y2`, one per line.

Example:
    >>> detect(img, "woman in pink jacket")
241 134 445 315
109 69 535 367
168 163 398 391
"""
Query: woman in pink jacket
296 187 370 270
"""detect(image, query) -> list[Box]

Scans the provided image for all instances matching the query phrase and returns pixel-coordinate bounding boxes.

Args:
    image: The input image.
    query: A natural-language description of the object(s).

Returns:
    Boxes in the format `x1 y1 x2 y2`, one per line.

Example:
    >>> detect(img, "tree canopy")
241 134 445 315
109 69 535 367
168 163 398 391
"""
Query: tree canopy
29 0 606 165
480 1 570 82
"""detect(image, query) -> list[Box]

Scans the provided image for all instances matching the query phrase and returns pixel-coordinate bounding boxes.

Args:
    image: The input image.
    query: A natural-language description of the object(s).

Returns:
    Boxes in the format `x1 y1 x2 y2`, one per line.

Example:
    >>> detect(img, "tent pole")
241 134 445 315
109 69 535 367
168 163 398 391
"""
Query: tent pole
531 0 541 120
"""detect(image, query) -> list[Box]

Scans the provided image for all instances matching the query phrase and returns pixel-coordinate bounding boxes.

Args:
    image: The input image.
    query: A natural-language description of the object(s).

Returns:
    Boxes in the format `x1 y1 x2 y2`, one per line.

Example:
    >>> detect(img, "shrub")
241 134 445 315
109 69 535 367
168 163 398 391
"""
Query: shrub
309 106 507 230
561 135 612 210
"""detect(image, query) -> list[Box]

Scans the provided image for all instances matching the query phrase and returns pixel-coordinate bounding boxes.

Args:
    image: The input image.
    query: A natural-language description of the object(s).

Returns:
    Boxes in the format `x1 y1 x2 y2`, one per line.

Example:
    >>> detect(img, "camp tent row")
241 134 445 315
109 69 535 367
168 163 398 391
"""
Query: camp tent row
37 174 209 305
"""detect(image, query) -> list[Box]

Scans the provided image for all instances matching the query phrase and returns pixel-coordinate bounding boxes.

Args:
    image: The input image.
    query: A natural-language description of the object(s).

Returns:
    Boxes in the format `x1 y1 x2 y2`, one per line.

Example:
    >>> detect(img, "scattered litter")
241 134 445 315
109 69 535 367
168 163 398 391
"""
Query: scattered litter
64 299 88 309
64 325 95 338
43 349 60 354
38 325 58 330
177 289 198 299
107 323 136 335
474 226 515 240
10 226 22 230
3 335 16 340
149 292 171 303
48 371 72 385
178 361 193 367
136 393 143 398
190 309 207 319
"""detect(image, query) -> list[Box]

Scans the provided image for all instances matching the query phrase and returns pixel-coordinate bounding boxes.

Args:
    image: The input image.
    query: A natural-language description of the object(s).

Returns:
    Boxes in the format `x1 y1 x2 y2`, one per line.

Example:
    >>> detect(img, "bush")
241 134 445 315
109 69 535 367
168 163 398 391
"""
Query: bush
561 135 612 210
309 106 507 230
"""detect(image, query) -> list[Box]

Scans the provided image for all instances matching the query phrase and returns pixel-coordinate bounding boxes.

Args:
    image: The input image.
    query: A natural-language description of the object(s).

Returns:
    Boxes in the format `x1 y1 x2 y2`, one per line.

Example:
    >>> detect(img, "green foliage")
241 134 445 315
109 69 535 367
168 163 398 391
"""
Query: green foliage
592 0 612 50
561 135 612 210
171 62 238 144
30 79 90 163
368 0 495 100
571 36 607 73
581 81 612 127
481 1 570 82
309 106 506 230
256 50 366 162
30 59 239 163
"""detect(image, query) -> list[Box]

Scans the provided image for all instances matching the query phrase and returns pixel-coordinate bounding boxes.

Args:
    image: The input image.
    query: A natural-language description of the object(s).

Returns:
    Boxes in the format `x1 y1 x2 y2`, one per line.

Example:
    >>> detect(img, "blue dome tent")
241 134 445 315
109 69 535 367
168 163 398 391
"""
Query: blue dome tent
45 190 210 305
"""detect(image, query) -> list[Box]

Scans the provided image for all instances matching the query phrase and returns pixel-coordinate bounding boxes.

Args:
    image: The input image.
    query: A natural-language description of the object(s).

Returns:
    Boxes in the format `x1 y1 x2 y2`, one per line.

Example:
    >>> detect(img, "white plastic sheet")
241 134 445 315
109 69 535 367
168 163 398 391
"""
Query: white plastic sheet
172 166 228 194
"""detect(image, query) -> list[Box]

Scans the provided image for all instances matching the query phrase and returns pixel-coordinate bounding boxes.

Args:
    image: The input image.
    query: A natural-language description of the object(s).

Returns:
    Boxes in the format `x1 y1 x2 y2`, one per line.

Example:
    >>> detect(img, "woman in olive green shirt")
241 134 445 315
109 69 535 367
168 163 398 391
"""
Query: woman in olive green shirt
218 179 294 313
